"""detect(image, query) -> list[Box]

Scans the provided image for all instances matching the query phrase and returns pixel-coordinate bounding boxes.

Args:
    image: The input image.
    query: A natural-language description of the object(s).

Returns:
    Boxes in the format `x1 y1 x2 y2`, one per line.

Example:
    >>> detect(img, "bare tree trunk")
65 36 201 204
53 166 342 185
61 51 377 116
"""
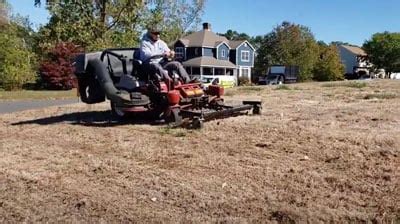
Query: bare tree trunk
100 0 106 26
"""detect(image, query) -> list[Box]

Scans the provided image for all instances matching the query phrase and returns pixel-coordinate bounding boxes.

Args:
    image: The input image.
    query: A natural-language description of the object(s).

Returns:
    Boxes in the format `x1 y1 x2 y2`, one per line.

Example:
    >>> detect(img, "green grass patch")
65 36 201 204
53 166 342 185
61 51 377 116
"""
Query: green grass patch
0 89 78 101
159 127 187 137
363 93 397 100
238 86 263 92
274 85 291 90
322 81 367 89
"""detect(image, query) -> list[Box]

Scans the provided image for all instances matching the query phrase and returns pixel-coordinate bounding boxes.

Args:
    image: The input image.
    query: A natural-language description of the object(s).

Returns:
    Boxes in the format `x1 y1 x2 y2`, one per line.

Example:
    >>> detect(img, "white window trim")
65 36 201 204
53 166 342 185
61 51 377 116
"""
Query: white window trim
239 66 251 80
241 50 250 62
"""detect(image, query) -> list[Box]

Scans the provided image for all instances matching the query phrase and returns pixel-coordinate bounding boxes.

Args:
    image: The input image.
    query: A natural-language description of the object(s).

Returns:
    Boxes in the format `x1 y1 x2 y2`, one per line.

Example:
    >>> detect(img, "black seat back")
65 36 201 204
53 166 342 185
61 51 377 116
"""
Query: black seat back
132 50 143 77
100 48 137 82
132 49 150 81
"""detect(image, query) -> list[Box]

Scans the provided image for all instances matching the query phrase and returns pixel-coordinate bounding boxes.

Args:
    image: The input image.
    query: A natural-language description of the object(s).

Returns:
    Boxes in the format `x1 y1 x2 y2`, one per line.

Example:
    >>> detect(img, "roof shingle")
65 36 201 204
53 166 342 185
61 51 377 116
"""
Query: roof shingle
182 56 236 68
179 30 229 47
340 45 367 56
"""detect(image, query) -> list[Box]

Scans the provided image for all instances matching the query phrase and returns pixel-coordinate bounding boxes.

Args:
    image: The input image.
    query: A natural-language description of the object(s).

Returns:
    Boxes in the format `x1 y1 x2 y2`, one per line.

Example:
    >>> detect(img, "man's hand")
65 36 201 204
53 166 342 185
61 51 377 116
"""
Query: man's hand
164 50 175 59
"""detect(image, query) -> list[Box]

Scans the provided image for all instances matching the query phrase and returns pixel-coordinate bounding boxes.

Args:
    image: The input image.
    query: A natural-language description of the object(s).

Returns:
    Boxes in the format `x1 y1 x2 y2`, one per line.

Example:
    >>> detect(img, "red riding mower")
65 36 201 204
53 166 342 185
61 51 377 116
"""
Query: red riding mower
74 48 261 128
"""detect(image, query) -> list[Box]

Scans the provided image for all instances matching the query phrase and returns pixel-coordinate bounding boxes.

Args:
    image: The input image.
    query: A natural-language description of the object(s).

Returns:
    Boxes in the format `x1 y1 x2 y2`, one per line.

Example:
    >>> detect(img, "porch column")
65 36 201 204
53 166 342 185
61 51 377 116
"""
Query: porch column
212 67 215 76
224 68 226 75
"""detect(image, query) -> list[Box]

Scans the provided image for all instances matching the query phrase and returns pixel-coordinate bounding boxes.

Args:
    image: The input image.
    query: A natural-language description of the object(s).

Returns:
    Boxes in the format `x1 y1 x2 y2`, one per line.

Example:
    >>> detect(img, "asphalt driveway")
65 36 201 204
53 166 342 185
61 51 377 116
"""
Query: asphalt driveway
0 99 80 114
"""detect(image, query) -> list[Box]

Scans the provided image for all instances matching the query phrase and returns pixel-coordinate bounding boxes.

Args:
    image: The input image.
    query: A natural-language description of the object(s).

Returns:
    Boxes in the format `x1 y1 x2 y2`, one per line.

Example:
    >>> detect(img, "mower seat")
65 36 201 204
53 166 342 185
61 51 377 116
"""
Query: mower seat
131 50 144 79
101 49 135 83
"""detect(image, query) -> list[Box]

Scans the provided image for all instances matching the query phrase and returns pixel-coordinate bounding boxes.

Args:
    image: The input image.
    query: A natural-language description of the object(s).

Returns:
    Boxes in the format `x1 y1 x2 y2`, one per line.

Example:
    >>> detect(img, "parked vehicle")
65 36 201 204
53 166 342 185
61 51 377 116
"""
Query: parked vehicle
258 65 299 85
201 75 236 89
74 48 261 128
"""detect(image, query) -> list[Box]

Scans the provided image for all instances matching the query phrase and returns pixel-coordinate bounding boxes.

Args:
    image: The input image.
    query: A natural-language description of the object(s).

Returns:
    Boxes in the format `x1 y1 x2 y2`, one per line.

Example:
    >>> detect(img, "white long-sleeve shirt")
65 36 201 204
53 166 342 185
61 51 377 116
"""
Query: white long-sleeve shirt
139 34 170 63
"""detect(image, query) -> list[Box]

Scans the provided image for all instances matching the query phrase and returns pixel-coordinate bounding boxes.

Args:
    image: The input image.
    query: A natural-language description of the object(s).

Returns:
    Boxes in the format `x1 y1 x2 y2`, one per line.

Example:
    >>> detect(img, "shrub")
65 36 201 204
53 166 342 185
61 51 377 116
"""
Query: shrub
313 45 345 81
238 76 251 86
39 42 81 90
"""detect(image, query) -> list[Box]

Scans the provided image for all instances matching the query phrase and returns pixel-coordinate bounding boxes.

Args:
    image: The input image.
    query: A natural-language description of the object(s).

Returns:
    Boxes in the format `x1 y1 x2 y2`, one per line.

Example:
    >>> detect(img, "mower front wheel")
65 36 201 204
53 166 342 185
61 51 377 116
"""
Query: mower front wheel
167 108 183 127
111 102 127 119
253 104 262 115
191 117 204 129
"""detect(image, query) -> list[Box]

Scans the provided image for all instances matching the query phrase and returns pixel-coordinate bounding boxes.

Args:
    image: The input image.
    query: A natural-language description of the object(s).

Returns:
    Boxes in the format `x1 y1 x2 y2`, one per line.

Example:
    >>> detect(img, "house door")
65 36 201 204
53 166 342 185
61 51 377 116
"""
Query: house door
239 67 251 80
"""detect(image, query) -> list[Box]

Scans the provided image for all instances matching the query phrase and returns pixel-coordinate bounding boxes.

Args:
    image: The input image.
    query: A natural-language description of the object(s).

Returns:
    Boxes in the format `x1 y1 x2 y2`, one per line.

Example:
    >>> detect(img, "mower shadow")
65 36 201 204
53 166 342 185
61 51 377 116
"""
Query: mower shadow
11 110 165 127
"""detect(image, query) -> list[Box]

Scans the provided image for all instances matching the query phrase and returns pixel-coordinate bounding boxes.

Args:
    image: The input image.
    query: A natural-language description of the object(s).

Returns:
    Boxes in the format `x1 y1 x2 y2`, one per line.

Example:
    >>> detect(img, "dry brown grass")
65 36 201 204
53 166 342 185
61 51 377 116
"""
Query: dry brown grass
0 80 399 223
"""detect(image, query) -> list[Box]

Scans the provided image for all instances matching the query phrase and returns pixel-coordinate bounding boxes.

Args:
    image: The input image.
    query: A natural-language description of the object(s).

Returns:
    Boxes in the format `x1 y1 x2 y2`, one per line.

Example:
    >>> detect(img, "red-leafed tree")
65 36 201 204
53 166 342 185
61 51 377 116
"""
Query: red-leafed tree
39 42 81 90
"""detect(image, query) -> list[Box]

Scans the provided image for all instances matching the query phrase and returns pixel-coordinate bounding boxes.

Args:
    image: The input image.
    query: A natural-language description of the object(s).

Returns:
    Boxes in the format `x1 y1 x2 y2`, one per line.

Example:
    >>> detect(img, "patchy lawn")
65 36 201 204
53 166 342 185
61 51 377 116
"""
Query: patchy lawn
0 89 78 101
0 80 399 222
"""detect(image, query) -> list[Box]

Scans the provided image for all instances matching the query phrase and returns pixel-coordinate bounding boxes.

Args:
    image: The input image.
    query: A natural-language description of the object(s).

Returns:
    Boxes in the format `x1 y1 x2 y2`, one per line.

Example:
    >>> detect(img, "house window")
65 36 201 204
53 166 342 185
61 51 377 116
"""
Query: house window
195 48 199 56
192 67 200 75
222 49 226 58
175 47 184 59
241 51 250 62
203 67 212 75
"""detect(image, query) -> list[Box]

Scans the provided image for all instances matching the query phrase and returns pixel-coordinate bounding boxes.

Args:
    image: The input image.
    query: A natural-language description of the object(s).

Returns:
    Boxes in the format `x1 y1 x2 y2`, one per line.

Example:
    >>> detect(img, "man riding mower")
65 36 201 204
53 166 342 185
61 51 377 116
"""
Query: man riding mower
74 27 262 128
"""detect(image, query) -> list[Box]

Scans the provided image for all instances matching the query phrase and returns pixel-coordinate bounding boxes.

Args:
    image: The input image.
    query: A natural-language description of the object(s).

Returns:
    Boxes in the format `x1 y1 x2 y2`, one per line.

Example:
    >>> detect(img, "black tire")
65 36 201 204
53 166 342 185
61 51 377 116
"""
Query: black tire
167 108 183 127
110 101 127 119
191 117 204 129
78 76 105 104
253 104 262 115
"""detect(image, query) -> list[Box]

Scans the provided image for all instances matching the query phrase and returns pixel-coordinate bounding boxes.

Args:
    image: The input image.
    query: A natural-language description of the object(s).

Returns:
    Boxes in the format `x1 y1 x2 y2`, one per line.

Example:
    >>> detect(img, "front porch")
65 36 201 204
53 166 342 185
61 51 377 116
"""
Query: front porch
182 56 237 79
184 66 236 78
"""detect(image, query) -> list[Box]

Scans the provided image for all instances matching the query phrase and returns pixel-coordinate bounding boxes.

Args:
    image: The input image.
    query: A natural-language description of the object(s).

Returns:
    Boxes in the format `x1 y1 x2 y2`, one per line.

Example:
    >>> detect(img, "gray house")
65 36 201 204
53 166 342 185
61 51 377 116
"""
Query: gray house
173 23 255 82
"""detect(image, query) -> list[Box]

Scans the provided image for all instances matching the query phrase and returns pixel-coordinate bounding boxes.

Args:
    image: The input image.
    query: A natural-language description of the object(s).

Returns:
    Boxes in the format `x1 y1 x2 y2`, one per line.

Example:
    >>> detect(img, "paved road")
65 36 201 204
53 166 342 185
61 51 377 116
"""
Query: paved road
0 99 80 114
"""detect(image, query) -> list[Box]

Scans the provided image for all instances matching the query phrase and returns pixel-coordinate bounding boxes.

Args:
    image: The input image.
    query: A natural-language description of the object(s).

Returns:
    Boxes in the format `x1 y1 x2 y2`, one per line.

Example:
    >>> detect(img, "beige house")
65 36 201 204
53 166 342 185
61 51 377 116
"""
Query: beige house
337 45 372 79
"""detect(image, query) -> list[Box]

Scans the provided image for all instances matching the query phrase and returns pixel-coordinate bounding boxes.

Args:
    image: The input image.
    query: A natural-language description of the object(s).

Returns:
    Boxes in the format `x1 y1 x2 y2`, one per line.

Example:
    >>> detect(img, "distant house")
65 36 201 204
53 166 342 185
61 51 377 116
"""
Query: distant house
337 45 372 79
173 23 255 82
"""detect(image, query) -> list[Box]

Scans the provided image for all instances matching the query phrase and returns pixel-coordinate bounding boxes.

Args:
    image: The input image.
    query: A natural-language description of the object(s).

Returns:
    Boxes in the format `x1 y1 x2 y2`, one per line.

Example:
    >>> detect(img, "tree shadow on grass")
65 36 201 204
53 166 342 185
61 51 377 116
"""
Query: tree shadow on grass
11 110 164 127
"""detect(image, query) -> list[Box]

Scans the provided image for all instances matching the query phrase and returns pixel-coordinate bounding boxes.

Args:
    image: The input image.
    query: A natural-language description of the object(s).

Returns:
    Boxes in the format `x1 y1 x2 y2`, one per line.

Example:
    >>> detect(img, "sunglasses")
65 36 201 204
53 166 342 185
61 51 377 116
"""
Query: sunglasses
151 32 160 35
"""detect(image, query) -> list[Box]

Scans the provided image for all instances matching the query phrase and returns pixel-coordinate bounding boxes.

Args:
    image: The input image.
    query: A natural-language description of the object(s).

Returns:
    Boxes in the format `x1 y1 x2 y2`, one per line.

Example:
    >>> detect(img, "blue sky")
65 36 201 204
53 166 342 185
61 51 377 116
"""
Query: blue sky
8 0 400 46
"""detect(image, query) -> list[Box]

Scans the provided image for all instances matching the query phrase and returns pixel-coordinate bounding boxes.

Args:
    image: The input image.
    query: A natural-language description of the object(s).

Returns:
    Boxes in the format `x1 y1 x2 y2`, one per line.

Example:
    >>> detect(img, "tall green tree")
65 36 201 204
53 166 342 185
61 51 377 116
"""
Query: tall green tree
218 29 251 41
140 0 206 44
313 44 344 81
249 35 263 51
363 32 400 74
0 0 8 25
35 0 146 52
255 22 319 81
0 3 36 90
34 0 206 50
